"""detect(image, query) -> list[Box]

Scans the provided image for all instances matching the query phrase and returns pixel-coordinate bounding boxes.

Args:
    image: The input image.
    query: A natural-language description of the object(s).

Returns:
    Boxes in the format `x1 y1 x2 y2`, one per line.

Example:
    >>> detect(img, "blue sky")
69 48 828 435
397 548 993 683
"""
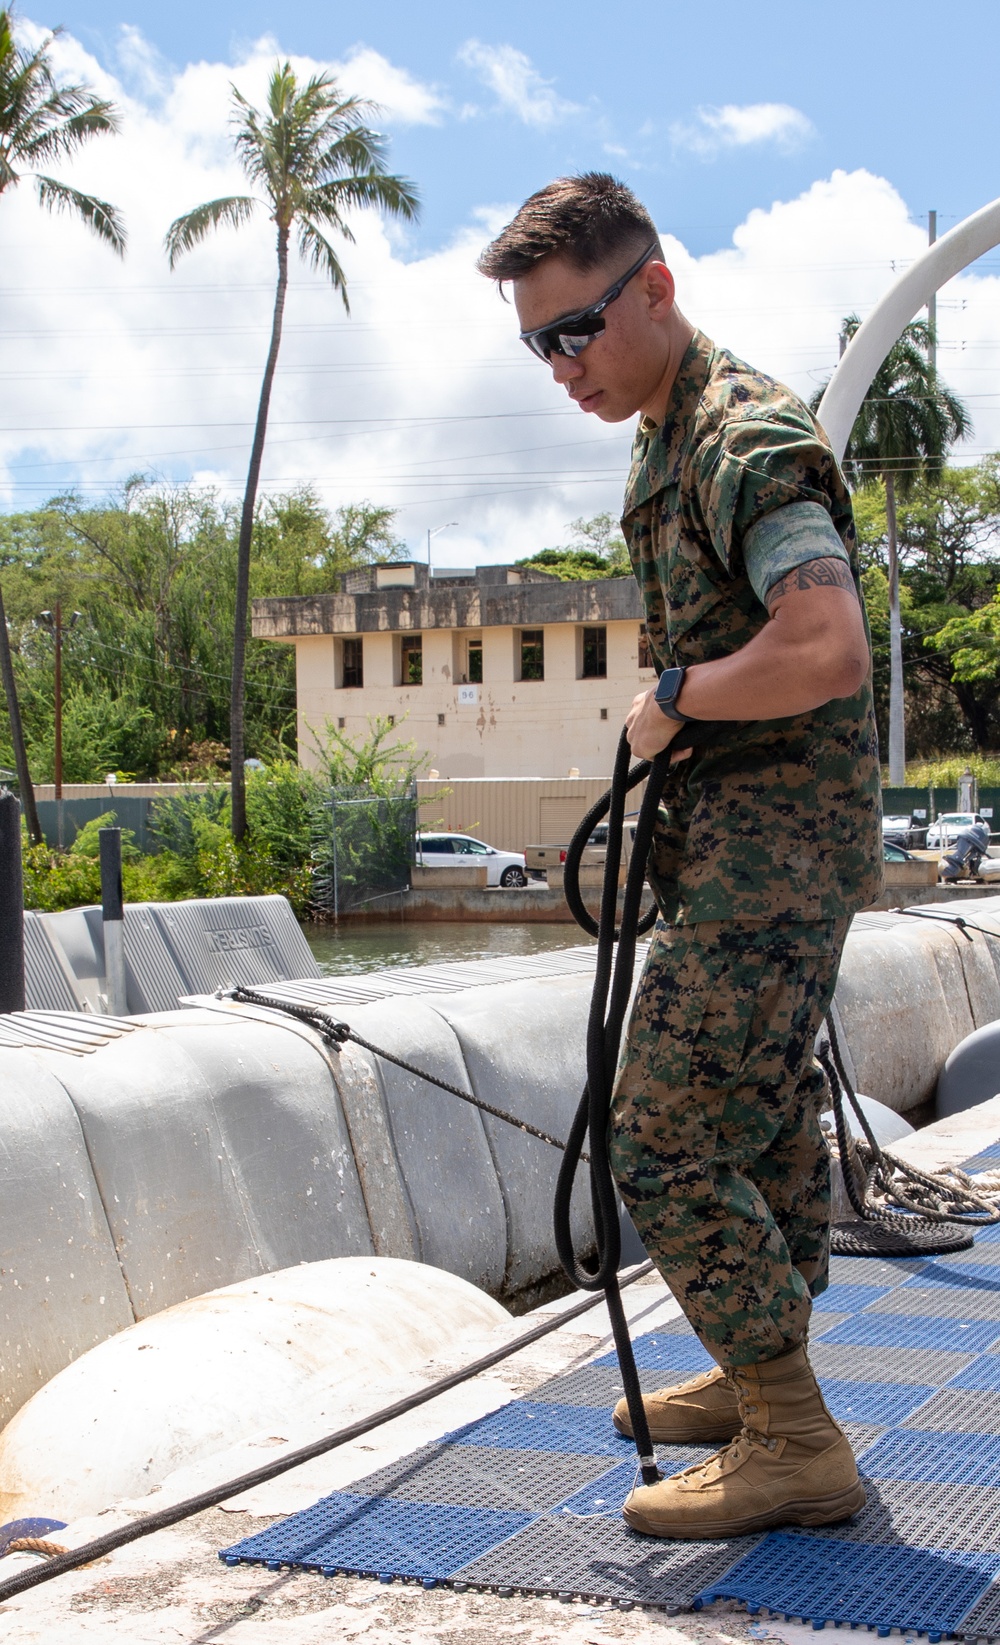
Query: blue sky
51 0 1000 255
2 2 999 562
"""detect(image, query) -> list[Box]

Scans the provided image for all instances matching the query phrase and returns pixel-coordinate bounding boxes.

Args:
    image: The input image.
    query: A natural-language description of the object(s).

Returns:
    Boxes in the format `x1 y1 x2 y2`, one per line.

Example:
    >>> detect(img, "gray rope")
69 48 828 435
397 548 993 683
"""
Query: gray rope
821 1013 1000 1228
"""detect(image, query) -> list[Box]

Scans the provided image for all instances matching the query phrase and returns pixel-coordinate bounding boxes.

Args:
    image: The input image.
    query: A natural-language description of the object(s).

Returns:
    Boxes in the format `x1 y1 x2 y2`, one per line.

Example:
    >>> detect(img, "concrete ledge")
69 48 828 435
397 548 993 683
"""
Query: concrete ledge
410 865 489 888
334 883 656 923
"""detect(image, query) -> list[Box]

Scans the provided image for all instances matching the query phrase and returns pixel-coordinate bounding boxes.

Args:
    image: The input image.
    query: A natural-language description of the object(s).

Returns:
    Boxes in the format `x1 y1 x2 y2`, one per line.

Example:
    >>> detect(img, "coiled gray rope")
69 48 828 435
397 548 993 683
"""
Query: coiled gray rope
820 1012 1000 1231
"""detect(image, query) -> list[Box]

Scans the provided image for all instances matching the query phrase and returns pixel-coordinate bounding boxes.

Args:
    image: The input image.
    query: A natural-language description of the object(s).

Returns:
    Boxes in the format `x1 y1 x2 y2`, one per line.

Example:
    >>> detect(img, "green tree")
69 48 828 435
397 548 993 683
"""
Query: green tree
813 315 970 783
0 5 125 839
165 62 419 842
518 512 631 580
851 461 1000 755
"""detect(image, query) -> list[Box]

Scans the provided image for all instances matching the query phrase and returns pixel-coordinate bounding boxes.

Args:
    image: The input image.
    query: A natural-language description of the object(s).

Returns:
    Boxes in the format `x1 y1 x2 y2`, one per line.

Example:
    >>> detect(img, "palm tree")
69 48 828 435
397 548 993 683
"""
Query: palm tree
814 316 970 785
165 63 419 842
0 7 125 249
1 6 125 844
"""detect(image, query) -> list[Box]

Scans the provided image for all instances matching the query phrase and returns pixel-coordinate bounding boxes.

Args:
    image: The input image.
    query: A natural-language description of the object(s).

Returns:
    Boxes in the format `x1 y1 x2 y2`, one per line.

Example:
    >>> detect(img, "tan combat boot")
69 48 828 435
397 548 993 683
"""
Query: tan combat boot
622 1343 866 1539
612 1365 741 1445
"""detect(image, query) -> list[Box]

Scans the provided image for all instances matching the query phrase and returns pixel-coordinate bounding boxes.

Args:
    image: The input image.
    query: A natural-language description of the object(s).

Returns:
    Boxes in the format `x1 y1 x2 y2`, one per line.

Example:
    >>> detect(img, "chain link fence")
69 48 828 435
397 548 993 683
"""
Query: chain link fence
311 788 417 917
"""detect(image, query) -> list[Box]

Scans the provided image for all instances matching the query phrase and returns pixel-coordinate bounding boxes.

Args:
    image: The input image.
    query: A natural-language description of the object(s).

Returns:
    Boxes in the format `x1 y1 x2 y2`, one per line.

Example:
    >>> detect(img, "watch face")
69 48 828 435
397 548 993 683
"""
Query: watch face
656 667 684 703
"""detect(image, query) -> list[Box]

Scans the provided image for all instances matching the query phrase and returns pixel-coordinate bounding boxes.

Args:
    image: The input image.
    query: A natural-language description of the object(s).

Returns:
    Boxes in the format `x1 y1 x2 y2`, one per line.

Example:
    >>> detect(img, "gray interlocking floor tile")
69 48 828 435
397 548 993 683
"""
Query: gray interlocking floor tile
343 1444 614 1512
873 1285 1000 1321
810 1341 973 1385
904 1387 1000 1436
453 1511 759 1606
828 1255 923 1288
820 1478 1000 1553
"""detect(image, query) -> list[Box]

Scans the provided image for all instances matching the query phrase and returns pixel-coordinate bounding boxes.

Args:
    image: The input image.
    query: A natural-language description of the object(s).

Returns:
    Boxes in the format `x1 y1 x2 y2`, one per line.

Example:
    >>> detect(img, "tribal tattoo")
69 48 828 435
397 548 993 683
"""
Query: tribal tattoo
765 556 857 612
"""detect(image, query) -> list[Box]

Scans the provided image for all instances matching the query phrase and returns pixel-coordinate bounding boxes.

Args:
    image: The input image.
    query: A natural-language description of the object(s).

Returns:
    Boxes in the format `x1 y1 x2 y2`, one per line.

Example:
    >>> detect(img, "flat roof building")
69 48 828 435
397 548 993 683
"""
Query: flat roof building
252 561 654 778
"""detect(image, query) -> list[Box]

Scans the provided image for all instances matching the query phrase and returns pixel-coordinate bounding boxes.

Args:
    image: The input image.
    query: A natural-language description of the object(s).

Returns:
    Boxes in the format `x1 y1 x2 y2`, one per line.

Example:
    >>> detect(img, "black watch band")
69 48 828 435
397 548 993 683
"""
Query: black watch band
654 665 695 722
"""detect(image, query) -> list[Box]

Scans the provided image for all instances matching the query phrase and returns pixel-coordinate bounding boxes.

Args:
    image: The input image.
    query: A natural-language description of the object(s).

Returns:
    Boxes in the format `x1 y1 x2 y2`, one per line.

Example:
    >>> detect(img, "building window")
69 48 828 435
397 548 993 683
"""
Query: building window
437 712 446 726
466 634 483 683
581 626 607 679
400 633 423 685
342 637 363 689
638 625 654 670
519 628 544 681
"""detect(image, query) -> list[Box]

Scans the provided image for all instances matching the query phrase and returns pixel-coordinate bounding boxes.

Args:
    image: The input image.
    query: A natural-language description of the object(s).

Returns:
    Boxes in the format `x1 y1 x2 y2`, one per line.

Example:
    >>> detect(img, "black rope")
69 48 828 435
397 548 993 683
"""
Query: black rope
890 907 1000 943
0 1259 653 1602
230 988 586 1161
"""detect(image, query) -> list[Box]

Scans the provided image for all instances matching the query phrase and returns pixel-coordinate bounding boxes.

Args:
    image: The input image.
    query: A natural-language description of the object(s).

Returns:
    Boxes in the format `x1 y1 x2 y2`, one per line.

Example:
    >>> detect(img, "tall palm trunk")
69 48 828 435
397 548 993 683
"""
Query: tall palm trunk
885 473 906 786
0 579 42 845
230 223 289 842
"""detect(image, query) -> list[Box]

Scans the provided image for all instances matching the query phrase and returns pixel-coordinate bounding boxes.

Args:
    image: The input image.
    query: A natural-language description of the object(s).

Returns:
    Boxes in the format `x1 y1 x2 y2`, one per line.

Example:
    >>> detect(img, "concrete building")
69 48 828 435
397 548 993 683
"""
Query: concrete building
252 562 654 779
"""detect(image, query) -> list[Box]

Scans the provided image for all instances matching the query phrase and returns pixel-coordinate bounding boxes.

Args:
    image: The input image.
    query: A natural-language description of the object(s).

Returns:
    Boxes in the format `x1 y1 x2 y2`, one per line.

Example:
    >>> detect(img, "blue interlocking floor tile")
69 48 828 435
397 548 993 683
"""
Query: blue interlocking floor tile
813 1283 894 1313
947 1354 1000 1391
221 1494 533 1581
441 1401 632 1457
820 1377 935 1427
860 1428 1000 1487
962 1144 1000 1174
695 1532 1000 1636
816 1311 1000 1354
594 1333 714 1374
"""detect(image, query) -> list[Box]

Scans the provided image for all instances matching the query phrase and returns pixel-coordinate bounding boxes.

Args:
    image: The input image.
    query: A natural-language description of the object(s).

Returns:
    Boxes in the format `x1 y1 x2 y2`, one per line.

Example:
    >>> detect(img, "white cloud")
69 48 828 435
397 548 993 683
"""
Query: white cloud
328 46 445 126
1 26 996 572
671 102 814 158
457 41 580 127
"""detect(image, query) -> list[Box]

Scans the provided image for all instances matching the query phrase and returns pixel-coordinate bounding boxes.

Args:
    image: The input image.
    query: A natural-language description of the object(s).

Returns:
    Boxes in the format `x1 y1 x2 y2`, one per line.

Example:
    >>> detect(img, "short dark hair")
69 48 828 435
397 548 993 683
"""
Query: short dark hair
477 172 660 283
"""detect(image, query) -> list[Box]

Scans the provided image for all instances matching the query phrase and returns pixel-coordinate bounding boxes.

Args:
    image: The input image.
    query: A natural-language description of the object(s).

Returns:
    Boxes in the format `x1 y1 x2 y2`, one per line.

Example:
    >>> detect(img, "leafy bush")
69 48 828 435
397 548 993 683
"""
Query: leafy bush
69 810 140 861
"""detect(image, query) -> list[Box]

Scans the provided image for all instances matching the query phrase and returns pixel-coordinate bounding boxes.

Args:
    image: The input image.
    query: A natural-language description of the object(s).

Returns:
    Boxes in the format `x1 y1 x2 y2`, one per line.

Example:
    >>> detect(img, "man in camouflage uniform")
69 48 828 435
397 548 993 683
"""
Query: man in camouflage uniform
479 173 882 1539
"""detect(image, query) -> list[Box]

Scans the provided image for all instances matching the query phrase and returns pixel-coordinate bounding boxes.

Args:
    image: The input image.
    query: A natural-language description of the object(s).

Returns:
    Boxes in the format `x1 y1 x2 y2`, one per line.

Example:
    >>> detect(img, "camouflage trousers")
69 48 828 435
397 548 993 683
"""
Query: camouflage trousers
610 918 849 1368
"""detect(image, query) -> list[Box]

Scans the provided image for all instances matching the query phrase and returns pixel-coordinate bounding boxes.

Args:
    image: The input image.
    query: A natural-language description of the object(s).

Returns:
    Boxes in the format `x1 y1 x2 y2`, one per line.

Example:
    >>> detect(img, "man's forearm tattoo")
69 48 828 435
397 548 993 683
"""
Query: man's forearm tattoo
765 556 857 612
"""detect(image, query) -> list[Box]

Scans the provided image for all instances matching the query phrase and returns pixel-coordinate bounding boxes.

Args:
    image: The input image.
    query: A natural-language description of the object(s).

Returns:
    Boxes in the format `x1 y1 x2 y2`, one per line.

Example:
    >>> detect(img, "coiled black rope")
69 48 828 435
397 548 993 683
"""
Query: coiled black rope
554 721 728 1485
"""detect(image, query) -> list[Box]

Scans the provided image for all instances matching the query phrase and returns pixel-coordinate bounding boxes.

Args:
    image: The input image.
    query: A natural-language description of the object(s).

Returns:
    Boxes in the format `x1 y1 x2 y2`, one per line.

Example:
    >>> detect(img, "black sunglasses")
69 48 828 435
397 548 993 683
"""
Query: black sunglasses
519 241 659 362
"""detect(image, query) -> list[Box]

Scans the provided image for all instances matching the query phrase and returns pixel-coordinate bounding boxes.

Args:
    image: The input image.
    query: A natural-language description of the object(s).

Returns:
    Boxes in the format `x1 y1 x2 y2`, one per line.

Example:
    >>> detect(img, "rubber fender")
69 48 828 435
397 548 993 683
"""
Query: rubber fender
936 1019 1000 1118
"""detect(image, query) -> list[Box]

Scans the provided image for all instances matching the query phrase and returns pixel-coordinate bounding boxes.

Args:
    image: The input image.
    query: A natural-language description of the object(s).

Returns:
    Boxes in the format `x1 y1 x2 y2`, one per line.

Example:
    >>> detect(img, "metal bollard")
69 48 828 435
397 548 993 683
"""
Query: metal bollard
99 826 128 1016
0 789 26 1013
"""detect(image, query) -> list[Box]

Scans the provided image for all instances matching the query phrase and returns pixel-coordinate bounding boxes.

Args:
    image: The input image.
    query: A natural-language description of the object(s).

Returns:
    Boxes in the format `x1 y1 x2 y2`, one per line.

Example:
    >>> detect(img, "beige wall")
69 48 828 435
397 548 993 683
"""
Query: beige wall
416 777 614 852
294 618 656 779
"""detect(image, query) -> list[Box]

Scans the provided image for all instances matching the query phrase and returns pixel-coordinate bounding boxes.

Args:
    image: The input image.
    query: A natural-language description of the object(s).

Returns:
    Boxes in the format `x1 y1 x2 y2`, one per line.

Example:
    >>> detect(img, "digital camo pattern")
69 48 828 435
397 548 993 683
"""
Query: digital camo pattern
623 328 883 925
610 918 849 1367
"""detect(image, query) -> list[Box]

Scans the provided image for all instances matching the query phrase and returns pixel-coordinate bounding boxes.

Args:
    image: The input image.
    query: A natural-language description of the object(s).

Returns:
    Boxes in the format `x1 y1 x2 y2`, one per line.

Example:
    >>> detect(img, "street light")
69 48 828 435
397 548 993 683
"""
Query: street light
38 602 81 801
426 521 458 574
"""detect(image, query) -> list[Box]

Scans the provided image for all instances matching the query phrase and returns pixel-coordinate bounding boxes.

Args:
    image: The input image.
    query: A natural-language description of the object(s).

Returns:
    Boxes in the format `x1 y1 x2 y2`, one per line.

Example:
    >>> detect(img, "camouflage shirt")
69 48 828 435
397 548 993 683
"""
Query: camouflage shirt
623 328 883 924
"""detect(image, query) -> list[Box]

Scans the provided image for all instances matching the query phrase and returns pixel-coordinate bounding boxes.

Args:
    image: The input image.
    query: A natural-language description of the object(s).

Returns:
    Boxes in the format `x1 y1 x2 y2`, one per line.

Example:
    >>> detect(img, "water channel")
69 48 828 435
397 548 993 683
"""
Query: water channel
303 920 593 976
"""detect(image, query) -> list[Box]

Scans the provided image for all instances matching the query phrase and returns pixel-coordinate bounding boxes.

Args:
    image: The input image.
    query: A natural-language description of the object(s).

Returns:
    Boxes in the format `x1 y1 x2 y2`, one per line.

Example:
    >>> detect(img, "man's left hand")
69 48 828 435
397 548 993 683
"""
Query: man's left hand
625 690 693 761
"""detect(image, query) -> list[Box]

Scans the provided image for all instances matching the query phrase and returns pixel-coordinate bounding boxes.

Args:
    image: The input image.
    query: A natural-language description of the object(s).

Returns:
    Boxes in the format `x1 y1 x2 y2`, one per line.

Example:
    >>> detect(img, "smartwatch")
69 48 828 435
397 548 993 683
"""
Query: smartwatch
654 665 695 722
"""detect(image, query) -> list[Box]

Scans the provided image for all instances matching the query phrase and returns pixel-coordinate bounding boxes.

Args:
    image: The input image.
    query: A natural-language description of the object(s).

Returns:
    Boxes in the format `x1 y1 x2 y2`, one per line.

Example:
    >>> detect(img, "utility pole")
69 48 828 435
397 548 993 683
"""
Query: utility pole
927 209 937 373
39 603 80 804
426 521 458 574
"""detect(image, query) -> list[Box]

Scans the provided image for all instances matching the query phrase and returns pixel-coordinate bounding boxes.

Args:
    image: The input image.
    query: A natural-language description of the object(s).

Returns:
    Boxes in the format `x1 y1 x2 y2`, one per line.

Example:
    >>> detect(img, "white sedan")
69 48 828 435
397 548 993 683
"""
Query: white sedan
925 812 990 848
415 833 528 887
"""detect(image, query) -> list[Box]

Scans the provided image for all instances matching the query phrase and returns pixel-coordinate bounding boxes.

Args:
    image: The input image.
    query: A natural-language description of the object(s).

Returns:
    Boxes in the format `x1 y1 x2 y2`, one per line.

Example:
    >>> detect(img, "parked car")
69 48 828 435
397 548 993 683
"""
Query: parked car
415 833 528 887
883 841 915 862
882 814 929 850
925 812 991 849
583 817 639 866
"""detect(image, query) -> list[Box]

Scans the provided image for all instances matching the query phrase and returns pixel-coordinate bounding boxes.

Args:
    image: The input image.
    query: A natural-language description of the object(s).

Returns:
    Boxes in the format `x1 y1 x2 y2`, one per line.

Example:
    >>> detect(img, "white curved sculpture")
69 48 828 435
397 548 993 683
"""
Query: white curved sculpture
817 195 1000 460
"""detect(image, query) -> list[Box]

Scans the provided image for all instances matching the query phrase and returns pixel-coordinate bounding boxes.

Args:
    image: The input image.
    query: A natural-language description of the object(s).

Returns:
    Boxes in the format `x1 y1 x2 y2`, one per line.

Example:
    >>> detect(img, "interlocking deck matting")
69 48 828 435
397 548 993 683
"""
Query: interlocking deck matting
221 1193 1000 1634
